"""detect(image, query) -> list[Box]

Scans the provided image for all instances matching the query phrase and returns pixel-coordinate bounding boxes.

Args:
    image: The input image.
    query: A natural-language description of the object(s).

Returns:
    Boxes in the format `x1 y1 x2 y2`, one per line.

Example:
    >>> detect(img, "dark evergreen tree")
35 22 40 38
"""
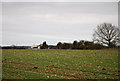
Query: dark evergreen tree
57 42 62 49
41 41 48 49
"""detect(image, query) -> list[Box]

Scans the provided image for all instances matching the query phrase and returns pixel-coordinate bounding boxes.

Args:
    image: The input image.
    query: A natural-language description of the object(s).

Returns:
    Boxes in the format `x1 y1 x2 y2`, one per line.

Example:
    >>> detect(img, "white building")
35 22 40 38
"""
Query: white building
31 45 41 49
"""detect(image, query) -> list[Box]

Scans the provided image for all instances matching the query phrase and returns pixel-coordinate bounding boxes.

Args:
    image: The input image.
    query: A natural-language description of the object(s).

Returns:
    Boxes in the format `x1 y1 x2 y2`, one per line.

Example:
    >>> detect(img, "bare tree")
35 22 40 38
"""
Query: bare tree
93 23 120 47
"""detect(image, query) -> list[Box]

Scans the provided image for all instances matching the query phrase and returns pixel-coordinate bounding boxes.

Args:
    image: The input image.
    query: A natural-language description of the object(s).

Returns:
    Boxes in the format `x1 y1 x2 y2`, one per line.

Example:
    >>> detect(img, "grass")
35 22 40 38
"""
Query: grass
2 49 119 79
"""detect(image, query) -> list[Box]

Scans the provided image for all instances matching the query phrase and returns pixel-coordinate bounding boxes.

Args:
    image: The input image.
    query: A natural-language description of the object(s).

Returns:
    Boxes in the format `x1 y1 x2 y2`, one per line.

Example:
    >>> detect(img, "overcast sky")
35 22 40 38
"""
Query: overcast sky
2 2 118 46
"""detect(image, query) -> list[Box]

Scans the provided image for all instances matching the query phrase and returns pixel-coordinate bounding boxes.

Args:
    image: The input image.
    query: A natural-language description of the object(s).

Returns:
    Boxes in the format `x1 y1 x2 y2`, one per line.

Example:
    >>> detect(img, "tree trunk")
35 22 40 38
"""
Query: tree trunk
108 41 111 47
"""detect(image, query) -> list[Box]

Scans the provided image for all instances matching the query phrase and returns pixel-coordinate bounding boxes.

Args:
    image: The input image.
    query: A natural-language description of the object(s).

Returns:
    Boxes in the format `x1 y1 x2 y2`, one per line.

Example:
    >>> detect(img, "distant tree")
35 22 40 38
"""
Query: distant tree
93 23 120 47
41 41 48 49
72 40 79 49
84 41 94 49
61 43 72 49
78 40 85 49
57 42 62 49
93 43 106 49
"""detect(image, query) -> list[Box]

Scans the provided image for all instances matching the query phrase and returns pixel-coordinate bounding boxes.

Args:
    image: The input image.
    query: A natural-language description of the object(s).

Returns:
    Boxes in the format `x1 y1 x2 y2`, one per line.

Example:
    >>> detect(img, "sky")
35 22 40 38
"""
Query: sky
1 2 118 46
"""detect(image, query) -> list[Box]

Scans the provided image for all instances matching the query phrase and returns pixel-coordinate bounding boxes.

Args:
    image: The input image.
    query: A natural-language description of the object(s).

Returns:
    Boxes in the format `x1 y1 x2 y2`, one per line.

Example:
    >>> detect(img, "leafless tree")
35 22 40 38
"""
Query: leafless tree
93 23 120 47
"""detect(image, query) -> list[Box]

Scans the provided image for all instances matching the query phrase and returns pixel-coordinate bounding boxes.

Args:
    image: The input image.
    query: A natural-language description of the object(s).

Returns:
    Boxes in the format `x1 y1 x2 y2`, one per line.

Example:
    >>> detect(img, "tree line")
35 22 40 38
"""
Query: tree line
40 40 107 49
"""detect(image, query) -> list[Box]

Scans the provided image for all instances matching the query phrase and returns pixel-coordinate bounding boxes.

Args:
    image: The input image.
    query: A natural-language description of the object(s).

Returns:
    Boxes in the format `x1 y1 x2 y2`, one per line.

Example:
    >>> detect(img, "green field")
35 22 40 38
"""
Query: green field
2 49 119 79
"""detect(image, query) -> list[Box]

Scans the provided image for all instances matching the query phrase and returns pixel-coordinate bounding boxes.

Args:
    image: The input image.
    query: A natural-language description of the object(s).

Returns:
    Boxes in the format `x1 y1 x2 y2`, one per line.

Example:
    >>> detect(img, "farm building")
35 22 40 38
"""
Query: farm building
31 45 41 49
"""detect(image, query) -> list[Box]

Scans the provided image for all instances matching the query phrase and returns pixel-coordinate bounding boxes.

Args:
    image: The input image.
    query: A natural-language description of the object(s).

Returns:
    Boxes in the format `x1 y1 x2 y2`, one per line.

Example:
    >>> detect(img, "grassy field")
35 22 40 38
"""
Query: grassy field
2 49 119 79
